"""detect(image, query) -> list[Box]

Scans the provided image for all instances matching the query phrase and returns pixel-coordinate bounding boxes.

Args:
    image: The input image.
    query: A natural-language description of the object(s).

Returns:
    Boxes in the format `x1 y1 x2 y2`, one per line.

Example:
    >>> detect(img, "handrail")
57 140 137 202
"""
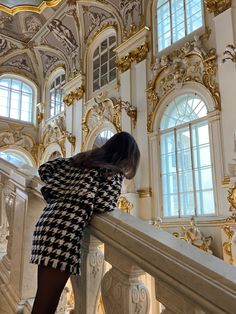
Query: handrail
89 210 236 313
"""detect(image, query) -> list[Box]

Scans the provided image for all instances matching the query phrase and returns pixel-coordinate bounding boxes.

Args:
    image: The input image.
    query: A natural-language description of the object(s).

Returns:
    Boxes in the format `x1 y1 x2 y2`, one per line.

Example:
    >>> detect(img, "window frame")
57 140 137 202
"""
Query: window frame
154 0 205 54
48 70 66 119
0 74 36 125
87 28 117 98
149 85 224 222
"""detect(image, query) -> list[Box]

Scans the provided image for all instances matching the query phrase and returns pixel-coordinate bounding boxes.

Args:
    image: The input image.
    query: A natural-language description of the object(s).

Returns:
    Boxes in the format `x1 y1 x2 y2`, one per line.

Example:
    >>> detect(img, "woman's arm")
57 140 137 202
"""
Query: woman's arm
94 173 123 213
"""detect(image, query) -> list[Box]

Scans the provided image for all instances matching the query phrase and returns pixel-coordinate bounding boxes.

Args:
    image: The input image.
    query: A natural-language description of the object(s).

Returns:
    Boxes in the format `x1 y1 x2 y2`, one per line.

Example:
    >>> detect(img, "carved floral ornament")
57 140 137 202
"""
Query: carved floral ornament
116 42 149 72
82 97 137 150
63 85 84 106
228 184 236 211
40 114 76 159
147 39 221 132
204 0 231 16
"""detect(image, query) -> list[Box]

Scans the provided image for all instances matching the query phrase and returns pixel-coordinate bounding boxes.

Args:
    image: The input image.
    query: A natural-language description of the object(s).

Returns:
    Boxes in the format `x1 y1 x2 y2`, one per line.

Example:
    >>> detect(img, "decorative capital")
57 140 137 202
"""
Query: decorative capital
204 0 231 16
116 42 149 72
63 85 84 106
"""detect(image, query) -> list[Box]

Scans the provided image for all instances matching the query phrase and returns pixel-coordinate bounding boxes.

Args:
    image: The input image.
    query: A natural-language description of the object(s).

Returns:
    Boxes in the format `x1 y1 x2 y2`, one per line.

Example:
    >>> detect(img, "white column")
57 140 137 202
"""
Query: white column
214 8 236 173
63 74 84 157
134 59 152 219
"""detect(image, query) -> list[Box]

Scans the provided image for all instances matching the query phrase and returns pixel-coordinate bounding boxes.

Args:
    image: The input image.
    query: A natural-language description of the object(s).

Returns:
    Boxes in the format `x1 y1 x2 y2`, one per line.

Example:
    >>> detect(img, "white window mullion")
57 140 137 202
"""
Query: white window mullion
189 123 197 216
174 127 181 218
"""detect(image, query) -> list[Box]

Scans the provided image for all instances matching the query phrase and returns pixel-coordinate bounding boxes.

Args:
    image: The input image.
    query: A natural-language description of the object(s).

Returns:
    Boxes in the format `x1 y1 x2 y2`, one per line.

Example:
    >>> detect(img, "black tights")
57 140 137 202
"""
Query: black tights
31 265 70 314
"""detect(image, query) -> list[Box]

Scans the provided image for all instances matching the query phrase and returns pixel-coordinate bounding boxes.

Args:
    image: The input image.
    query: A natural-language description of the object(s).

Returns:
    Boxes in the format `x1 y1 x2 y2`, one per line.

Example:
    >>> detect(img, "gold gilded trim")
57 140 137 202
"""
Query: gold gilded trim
223 225 235 264
204 0 231 16
117 196 133 214
137 188 152 198
0 0 63 15
63 85 84 106
116 42 149 72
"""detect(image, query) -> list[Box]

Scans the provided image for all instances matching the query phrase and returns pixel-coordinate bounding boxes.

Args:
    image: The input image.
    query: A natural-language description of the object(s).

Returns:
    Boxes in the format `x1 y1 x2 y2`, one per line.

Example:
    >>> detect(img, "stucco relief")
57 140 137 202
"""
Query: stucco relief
2 54 34 74
39 50 60 75
82 5 114 40
147 37 220 132
25 15 42 32
123 0 144 39
48 19 77 53
40 114 75 159
0 37 17 56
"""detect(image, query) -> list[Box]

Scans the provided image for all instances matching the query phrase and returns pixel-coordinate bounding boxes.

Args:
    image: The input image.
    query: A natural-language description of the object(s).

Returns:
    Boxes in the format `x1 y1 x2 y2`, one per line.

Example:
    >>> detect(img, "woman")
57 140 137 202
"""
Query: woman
30 131 140 314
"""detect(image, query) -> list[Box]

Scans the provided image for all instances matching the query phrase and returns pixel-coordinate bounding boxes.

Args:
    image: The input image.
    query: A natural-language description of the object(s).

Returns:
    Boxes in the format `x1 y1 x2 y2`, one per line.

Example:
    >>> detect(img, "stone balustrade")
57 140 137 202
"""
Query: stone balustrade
1 157 236 314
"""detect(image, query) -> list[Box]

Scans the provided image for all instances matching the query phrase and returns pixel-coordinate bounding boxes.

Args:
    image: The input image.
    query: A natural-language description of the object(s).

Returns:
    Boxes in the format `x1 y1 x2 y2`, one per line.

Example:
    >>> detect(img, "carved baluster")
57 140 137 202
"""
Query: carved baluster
71 231 104 314
0 181 8 254
1 184 15 270
101 246 150 314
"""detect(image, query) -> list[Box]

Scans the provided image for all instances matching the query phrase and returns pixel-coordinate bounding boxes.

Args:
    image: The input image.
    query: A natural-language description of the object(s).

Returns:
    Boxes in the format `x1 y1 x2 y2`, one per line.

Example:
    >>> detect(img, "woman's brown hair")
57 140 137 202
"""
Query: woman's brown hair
71 131 140 179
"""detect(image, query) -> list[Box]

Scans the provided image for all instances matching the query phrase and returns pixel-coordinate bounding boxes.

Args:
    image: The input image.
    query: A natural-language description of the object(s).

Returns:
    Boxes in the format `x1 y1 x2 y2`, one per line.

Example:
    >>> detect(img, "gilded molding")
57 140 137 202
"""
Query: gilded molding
147 41 220 132
137 188 152 198
0 0 63 15
221 176 231 188
82 97 122 151
116 42 149 72
172 216 213 254
204 0 231 16
117 196 133 214
222 225 235 264
63 85 84 106
40 114 76 161
36 107 44 125
228 184 236 211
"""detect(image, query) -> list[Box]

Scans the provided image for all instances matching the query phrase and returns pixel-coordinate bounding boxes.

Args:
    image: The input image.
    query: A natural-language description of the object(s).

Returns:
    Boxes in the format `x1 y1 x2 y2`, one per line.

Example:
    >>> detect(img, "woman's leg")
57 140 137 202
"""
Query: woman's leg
32 265 70 314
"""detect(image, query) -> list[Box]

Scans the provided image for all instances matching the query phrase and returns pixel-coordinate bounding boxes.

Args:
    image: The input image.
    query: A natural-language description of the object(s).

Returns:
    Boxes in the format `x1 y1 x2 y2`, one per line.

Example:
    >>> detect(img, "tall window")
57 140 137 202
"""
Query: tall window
49 73 65 118
93 36 116 93
157 0 203 51
160 94 215 218
0 77 34 122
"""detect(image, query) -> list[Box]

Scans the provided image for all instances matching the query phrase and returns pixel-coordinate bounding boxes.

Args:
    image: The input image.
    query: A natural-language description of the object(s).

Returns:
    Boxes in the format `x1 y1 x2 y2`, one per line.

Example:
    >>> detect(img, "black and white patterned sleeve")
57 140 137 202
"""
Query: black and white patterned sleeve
94 172 123 213
38 158 65 183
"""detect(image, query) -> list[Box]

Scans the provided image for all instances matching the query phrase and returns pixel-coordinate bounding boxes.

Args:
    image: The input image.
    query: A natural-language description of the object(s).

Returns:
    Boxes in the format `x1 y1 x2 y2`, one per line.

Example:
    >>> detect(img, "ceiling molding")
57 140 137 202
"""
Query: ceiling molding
0 0 63 15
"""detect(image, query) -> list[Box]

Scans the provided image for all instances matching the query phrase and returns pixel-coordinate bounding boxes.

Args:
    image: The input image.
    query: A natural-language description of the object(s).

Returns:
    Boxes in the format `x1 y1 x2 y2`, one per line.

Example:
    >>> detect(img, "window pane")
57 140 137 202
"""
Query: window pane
196 190 215 215
109 69 116 82
101 52 108 65
93 58 100 70
93 69 99 81
163 194 179 217
101 63 108 76
101 74 108 87
101 39 107 51
109 36 116 45
180 192 195 216
93 79 100 92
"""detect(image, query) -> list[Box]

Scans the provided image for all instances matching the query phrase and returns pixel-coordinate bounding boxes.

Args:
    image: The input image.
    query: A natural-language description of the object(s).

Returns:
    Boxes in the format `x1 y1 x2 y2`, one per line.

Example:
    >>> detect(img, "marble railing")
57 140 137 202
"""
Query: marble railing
1 157 236 314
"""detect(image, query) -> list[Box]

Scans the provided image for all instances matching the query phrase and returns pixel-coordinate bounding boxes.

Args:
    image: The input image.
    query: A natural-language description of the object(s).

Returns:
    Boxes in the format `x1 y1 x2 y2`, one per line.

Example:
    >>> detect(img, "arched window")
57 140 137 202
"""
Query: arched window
93 129 114 149
0 77 34 122
93 36 116 93
49 72 65 118
160 94 215 218
157 0 203 51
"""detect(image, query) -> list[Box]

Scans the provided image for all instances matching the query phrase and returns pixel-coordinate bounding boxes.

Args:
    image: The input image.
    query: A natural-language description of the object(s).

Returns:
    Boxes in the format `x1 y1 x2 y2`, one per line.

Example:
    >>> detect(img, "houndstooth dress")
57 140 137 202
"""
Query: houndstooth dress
30 157 123 275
